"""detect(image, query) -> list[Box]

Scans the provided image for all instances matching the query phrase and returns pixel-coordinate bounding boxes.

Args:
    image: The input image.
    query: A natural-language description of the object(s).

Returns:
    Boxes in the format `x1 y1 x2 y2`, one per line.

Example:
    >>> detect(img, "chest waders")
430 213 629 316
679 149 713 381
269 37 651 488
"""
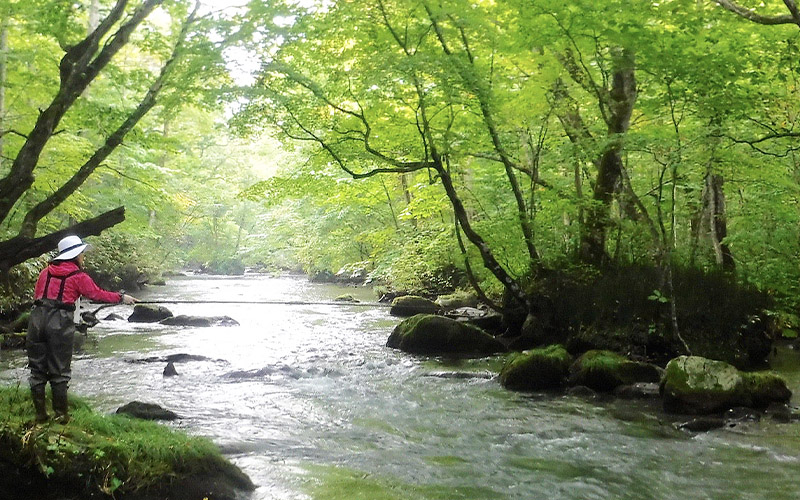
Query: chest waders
27 270 83 423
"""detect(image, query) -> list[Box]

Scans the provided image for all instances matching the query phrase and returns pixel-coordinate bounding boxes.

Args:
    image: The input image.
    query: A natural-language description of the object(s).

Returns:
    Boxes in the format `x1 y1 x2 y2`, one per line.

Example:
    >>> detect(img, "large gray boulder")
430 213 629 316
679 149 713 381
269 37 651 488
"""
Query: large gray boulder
661 355 792 414
128 304 173 323
499 345 572 391
387 314 505 356
389 296 441 317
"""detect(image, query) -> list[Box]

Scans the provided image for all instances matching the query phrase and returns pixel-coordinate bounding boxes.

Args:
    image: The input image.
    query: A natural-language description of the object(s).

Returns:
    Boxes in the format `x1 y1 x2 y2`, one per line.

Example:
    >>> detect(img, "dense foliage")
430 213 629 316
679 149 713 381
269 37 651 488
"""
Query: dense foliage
1 0 800 324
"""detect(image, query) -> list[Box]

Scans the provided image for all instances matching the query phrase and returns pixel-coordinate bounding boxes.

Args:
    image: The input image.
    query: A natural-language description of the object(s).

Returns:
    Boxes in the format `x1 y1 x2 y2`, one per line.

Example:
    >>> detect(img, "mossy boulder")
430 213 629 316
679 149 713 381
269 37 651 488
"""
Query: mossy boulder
386 314 505 356
661 356 745 414
390 295 441 317
499 345 572 391
435 291 478 310
510 313 563 351
740 372 792 408
128 305 173 323
568 350 663 392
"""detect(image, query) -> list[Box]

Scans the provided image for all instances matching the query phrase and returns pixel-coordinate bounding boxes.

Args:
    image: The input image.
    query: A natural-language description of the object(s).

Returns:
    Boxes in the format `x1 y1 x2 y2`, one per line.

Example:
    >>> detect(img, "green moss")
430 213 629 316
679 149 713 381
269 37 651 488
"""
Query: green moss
387 314 504 356
740 371 792 407
569 350 662 391
499 345 572 390
0 384 251 496
663 356 741 394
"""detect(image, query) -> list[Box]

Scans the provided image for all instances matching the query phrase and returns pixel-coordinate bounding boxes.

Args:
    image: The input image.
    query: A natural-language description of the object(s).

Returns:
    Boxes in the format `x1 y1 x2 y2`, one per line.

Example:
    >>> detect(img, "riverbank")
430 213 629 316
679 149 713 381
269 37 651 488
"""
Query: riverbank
0 385 254 500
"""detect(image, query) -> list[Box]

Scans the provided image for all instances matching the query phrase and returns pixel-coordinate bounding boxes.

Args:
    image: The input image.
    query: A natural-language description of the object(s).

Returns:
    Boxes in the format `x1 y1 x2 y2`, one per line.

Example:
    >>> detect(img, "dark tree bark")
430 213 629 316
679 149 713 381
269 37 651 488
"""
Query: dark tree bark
579 48 637 266
702 173 735 271
555 47 638 266
0 0 163 224
0 207 125 272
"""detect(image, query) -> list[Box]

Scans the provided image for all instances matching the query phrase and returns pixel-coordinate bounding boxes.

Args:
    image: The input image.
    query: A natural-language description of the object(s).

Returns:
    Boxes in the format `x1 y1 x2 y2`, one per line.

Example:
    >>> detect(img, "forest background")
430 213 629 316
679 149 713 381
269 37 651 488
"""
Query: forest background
1 0 799 335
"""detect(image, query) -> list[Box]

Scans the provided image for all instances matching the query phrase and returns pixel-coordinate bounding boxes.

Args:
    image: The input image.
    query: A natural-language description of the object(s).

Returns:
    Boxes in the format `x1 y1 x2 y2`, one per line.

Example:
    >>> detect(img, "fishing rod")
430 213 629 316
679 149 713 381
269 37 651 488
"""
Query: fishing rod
132 299 393 308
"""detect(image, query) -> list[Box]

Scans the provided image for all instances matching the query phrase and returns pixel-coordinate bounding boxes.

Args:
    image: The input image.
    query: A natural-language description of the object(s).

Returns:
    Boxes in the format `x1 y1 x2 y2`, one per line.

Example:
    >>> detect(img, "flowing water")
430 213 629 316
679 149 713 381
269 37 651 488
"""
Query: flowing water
2 274 800 500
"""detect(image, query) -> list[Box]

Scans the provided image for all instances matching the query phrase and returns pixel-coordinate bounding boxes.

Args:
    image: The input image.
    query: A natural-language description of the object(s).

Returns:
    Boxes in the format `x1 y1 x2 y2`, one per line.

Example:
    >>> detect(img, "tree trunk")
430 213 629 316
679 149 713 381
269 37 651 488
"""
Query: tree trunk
703 173 735 271
0 19 7 168
0 207 126 272
578 48 638 266
0 0 163 225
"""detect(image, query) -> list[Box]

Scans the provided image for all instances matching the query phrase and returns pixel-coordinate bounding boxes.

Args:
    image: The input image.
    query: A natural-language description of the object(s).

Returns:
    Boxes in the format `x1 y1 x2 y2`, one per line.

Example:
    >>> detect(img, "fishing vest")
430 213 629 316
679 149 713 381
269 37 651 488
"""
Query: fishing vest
36 270 85 311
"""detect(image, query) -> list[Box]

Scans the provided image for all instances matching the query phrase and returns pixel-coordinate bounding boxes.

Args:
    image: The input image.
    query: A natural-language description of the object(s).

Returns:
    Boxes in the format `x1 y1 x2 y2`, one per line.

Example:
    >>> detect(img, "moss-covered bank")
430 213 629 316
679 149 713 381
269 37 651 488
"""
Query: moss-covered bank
0 385 254 500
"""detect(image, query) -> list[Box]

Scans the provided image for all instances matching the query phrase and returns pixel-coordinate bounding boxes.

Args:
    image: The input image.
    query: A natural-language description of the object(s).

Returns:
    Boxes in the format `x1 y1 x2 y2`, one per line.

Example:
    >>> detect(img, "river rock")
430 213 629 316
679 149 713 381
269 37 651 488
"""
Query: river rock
511 313 563 351
334 294 359 302
662 356 793 414
386 314 505 356
116 401 180 421
128 304 173 323
568 350 663 392
613 382 661 399
499 345 572 391
102 313 125 321
163 361 179 377
740 371 792 408
661 356 744 414
435 291 478 310
159 315 239 327
676 417 726 432
389 295 441 317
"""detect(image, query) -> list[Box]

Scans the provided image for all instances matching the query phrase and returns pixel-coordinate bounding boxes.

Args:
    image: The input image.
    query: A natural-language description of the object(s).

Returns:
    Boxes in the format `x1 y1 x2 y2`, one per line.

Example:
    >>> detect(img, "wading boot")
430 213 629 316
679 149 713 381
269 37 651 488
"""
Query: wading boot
31 385 49 423
51 383 70 424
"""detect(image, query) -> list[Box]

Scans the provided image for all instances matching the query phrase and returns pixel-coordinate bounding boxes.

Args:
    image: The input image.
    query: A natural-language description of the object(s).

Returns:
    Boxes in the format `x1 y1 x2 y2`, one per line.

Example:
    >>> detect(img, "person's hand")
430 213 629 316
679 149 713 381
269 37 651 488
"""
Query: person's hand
121 294 138 305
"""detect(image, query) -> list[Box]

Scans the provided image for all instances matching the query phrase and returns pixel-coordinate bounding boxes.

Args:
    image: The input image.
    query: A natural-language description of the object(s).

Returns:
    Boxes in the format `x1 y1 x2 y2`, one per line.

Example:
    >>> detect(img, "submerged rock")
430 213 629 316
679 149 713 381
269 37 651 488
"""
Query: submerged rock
128 304 173 323
677 417 726 432
499 345 572 391
387 314 505 356
163 361 179 377
389 296 441 317
613 382 661 399
334 294 359 303
159 315 239 327
116 401 180 421
568 350 663 392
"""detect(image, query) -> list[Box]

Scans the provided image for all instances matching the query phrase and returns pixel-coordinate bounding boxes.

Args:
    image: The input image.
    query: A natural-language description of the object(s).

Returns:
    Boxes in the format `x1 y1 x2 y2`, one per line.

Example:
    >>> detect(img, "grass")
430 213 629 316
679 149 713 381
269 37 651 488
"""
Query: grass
0 383 251 497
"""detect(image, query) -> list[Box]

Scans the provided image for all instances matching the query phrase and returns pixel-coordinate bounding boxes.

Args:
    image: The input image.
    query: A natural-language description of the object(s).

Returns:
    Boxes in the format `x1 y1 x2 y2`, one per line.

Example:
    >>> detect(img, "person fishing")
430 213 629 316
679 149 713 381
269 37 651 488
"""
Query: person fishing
27 235 137 423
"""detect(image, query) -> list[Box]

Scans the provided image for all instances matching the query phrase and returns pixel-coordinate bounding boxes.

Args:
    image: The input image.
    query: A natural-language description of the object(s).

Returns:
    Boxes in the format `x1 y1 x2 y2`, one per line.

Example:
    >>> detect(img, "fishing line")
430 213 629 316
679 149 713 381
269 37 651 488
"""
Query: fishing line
132 299 392 308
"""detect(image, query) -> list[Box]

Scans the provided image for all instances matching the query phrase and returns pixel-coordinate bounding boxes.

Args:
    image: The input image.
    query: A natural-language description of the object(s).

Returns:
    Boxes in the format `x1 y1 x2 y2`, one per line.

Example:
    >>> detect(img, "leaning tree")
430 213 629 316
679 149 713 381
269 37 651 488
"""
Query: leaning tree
0 0 211 271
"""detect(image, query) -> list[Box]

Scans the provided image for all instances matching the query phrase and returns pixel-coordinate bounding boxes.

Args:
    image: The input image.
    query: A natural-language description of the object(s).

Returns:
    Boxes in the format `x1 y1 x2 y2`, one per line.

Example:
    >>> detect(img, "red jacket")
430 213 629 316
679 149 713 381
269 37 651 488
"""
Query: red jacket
34 261 121 305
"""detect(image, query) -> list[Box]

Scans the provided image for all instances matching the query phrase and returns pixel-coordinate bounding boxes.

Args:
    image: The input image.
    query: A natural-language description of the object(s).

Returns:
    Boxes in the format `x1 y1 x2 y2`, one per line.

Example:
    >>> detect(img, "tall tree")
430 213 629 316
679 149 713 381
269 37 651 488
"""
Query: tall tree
0 0 212 271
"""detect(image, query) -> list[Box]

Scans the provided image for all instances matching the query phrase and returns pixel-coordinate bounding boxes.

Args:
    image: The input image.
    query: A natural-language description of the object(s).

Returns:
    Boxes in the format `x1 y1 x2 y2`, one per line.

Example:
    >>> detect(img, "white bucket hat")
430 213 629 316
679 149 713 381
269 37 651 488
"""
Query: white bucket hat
54 235 89 261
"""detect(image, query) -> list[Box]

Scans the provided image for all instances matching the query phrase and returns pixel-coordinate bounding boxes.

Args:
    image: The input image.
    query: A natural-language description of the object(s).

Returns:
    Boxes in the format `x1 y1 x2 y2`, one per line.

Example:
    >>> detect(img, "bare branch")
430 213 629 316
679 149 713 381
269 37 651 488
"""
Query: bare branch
714 0 799 26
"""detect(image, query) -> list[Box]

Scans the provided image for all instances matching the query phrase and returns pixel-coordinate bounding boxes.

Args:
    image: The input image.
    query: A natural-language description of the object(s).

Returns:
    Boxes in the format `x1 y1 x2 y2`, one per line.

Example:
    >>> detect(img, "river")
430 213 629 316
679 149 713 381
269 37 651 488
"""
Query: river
2 274 800 499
